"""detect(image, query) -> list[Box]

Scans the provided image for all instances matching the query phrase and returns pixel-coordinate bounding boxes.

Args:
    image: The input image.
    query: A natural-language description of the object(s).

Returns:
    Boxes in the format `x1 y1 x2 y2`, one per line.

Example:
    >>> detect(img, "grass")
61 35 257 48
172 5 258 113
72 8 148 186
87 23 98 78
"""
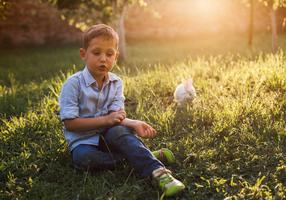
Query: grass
0 33 286 199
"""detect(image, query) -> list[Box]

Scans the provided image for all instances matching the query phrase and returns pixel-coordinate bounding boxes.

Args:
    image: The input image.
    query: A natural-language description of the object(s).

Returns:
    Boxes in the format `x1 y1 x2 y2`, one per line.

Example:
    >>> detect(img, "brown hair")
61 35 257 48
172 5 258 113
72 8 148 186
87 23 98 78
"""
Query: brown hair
82 24 119 49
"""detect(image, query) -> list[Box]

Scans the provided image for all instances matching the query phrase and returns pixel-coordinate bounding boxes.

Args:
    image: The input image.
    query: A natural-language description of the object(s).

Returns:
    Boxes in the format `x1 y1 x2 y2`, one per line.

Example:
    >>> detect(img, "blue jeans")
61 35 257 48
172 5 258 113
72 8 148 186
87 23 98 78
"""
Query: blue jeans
72 125 164 177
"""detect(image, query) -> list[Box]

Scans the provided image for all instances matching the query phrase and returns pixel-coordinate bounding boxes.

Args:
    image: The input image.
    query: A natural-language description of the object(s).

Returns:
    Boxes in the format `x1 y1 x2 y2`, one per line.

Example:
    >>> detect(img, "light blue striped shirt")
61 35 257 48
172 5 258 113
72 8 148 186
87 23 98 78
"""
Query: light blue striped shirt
59 67 125 151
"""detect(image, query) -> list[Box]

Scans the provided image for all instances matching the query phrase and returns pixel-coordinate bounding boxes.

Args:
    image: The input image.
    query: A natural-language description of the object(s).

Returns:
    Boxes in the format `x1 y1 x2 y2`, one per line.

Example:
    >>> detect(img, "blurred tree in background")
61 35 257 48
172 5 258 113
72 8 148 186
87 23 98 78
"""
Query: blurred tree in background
0 0 10 20
45 0 148 61
244 0 286 51
1 0 286 52
266 0 286 52
0 0 81 48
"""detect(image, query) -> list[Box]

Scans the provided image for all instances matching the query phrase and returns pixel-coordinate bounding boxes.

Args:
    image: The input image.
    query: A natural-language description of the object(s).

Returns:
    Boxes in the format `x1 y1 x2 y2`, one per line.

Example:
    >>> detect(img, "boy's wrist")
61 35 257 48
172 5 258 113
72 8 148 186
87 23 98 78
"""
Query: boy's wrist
121 118 139 129
104 115 114 127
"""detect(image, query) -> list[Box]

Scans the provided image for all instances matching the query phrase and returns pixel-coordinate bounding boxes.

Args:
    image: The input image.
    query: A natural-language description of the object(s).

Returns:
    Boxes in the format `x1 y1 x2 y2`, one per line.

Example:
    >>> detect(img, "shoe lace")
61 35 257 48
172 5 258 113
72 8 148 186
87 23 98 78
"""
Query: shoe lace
155 168 174 186
160 173 173 185
155 168 171 178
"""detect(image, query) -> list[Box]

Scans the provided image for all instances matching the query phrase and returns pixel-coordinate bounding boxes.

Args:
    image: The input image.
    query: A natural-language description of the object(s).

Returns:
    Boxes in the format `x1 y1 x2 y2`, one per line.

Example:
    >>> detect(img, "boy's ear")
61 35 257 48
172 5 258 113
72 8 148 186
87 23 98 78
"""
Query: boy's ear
79 48 86 60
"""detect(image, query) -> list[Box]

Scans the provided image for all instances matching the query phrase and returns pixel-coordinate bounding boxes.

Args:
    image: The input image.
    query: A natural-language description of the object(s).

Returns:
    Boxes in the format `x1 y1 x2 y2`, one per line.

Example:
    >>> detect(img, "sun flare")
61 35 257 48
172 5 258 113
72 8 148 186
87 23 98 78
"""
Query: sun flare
192 0 226 18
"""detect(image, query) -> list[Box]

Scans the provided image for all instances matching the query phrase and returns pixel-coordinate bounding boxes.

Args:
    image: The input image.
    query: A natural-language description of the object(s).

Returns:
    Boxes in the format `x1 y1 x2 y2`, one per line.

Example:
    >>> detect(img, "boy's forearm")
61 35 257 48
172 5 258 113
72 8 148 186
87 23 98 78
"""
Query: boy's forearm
121 118 136 129
64 115 111 132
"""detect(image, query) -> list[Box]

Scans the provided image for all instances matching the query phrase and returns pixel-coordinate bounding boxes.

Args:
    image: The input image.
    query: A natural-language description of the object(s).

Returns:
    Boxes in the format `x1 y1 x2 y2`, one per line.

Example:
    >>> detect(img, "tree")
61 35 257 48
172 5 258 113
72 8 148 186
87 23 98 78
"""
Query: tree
45 0 148 61
270 3 278 52
0 0 10 20
244 0 286 52
248 0 254 48
262 0 286 52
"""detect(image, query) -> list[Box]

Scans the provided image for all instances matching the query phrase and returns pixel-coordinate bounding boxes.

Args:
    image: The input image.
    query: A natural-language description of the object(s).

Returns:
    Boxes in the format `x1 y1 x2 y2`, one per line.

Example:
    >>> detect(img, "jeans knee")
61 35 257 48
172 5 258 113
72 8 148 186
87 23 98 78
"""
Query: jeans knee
72 145 96 169
105 125 133 142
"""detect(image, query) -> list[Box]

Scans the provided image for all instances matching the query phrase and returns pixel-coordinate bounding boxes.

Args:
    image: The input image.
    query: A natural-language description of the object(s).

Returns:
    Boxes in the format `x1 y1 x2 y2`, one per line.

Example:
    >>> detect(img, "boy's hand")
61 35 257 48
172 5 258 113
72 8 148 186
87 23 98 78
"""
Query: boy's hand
132 120 157 138
107 109 126 125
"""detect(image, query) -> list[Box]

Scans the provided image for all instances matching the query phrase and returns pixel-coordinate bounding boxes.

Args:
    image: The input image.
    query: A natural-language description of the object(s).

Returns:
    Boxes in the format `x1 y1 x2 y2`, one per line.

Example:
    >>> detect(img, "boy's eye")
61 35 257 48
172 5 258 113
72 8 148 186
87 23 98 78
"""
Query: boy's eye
106 53 114 57
93 52 100 56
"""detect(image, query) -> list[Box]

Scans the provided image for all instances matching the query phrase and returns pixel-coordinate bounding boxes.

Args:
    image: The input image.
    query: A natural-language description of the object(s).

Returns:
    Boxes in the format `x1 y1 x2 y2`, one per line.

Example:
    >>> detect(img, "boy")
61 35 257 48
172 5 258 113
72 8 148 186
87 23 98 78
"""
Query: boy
59 24 185 197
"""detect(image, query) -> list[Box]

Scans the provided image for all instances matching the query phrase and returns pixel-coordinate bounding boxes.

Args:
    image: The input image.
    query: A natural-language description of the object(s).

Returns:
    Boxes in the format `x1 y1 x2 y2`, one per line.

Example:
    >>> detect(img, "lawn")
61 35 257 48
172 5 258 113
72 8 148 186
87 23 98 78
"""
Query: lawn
0 34 286 199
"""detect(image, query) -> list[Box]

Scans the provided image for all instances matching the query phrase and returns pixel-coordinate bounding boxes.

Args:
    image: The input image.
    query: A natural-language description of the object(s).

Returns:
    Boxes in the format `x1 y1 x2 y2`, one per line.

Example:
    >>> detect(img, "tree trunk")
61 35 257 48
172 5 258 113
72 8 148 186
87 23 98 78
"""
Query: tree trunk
248 0 254 48
117 6 127 62
271 8 278 53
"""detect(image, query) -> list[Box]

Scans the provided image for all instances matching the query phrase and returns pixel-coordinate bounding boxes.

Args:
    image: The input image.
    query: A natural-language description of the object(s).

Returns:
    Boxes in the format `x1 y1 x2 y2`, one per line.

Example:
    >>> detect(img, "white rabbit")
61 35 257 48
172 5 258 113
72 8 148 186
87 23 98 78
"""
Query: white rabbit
174 78 196 106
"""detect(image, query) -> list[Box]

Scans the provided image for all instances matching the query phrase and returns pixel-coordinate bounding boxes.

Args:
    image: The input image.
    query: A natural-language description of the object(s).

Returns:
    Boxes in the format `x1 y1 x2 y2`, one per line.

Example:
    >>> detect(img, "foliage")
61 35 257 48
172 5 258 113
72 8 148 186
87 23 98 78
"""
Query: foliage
243 0 286 8
44 0 147 30
0 0 10 20
0 36 286 199
259 0 286 9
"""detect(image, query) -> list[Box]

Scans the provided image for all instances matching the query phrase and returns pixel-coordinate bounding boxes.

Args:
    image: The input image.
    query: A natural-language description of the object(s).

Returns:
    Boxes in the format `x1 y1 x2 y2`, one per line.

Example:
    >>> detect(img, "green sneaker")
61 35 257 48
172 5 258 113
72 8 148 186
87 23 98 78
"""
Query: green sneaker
152 167 185 197
152 148 176 165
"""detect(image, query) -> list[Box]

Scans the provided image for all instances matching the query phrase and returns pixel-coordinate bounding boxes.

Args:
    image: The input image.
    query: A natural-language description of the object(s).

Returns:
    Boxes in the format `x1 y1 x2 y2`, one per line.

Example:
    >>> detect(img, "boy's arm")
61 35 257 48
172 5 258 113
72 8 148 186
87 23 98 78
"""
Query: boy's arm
59 77 126 132
121 118 157 138
120 118 136 129
108 79 125 112
64 117 109 132
64 110 126 132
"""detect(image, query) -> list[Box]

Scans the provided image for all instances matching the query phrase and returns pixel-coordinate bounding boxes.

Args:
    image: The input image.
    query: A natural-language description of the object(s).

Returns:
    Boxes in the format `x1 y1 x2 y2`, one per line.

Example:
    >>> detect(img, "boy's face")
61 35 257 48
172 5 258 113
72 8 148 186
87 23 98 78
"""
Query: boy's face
80 36 118 79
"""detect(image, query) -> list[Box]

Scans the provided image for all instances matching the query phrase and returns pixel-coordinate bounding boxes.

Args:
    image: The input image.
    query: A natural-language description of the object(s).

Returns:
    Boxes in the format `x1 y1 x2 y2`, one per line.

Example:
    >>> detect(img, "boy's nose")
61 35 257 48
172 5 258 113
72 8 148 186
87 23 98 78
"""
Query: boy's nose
99 54 107 62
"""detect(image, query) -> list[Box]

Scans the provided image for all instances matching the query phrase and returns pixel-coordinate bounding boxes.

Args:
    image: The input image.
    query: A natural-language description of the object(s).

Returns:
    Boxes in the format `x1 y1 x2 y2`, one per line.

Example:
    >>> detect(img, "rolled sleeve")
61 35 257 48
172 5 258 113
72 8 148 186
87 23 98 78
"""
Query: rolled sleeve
59 77 80 121
108 80 125 112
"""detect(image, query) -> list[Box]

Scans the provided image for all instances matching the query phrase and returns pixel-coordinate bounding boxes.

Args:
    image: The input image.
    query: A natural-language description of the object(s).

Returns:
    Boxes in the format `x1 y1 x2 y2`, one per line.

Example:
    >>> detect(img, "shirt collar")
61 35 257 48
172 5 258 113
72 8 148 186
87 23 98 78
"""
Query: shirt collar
83 67 96 87
82 66 119 87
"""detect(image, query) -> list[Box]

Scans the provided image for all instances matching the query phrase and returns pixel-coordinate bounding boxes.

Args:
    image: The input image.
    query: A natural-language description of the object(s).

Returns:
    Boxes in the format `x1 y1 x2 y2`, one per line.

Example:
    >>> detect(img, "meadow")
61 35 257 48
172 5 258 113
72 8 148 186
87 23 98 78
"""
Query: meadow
0 33 286 199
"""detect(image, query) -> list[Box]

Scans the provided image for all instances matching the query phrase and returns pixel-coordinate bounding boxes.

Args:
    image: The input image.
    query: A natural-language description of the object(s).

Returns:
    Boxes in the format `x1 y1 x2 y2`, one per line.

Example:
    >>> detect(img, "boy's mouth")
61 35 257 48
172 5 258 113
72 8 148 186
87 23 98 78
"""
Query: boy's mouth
98 65 107 70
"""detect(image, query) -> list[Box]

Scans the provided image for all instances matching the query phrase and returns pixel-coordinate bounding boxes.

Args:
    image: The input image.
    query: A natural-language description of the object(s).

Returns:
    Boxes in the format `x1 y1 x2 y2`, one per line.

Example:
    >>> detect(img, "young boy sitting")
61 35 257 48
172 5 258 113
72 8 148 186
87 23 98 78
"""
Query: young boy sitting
59 24 185 197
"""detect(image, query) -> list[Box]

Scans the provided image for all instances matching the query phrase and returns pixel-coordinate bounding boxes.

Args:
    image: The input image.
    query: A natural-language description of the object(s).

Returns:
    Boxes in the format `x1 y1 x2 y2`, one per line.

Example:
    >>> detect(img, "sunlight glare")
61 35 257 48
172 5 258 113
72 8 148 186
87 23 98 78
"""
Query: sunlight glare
192 0 224 18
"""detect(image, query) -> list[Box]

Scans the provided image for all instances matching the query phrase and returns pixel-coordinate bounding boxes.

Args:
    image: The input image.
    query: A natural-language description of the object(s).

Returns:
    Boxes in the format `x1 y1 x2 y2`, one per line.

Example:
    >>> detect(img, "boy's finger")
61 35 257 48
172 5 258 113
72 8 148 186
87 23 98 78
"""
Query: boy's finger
150 129 156 137
118 110 126 117
118 115 124 121
146 128 153 137
144 129 149 137
115 119 121 123
149 127 156 137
